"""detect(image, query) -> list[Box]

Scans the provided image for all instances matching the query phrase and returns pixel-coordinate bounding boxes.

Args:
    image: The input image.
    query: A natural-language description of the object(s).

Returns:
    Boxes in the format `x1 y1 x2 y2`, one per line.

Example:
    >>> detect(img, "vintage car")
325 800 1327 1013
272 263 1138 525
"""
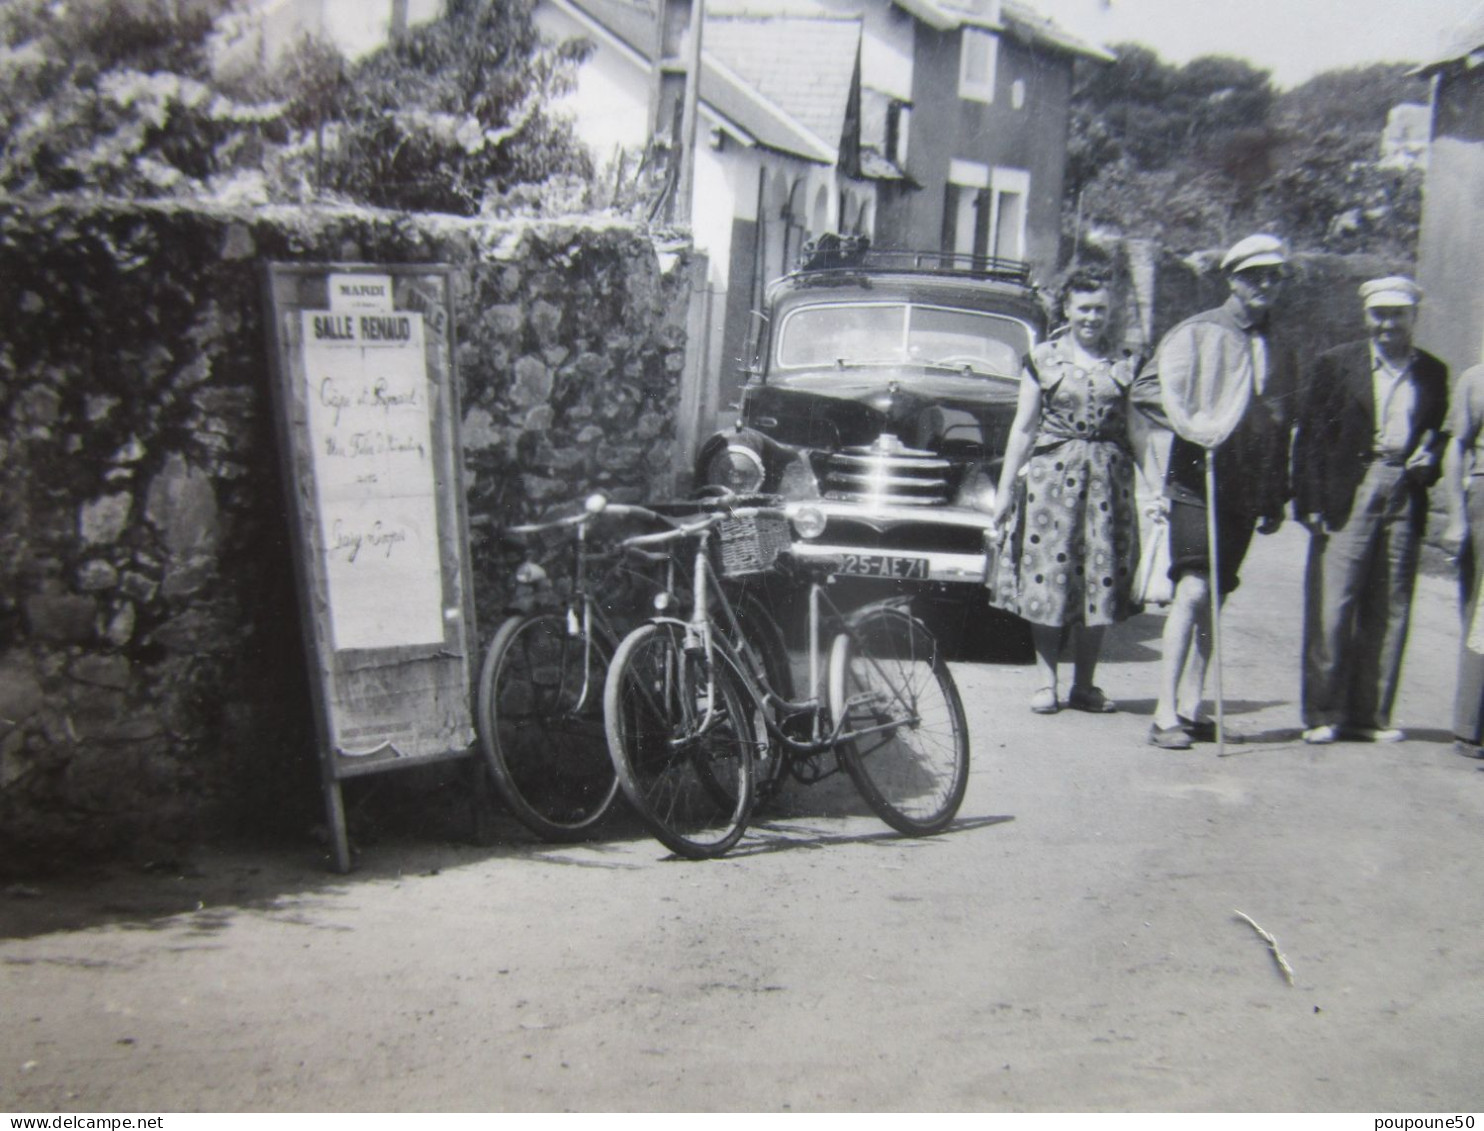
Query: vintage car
694 238 1048 648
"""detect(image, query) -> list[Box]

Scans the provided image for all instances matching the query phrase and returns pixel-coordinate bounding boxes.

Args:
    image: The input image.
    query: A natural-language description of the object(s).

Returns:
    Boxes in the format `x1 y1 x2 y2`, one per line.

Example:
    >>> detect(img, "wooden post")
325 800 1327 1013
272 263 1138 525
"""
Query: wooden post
675 0 705 225
324 773 351 874
672 252 712 493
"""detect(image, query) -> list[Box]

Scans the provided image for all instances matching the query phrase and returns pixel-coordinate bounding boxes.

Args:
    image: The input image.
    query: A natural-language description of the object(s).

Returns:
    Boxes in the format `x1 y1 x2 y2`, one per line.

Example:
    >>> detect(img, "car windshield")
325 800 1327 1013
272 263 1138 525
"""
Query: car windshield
776 302 1031 376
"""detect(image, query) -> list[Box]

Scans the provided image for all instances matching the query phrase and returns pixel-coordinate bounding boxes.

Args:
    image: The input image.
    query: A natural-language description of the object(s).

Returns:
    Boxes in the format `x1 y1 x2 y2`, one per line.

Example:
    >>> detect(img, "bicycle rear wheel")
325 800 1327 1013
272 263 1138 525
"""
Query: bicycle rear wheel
605 623 757 859
828 605 969 836
726 586 791 798
477 613 620 841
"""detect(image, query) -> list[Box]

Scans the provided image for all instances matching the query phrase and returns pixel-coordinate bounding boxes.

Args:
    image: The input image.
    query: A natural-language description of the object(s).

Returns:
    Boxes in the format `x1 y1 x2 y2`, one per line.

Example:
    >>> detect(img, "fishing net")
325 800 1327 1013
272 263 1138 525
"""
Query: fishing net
1156 319 1255 449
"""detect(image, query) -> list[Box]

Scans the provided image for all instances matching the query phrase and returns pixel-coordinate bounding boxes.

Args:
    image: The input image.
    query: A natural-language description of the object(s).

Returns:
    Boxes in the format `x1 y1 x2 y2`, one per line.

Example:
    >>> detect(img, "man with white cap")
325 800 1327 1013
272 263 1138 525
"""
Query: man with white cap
1133 234 1298 750
1293 275 1448 744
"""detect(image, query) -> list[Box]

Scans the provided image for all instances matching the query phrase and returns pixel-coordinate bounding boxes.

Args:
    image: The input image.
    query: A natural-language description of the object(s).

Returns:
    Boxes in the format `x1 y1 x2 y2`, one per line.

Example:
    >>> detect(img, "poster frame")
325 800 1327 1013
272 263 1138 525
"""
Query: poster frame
261 262 483 872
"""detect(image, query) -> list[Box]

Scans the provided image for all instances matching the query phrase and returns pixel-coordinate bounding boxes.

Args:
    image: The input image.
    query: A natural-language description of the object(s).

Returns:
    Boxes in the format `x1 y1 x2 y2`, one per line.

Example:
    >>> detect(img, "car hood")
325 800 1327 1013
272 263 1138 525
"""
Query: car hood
742 367 1020 456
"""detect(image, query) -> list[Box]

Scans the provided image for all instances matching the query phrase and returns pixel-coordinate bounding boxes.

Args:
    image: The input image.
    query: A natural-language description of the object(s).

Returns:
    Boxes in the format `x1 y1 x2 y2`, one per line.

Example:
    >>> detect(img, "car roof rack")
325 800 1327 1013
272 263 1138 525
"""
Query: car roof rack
792 233 1032 286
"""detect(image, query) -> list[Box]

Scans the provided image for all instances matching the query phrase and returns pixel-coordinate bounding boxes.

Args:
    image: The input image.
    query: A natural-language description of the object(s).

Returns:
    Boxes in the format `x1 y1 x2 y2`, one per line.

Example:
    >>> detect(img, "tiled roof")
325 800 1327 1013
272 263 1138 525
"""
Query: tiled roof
1001 0 1113 63
704 16 861 154
706 0 842 14
892 0 1111 62
697 54 836 160
560 0 658 59
1414 2 1484 74
554 0 855 163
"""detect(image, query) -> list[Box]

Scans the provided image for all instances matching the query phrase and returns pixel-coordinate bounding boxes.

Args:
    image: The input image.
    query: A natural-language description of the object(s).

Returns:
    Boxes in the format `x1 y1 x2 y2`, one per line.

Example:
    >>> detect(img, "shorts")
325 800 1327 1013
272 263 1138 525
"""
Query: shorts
1167 498 1256 596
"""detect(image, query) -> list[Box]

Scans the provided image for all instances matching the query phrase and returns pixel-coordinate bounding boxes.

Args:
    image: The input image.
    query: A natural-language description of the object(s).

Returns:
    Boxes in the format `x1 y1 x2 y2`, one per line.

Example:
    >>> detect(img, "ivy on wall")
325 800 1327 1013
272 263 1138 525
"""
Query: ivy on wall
0 198 692 872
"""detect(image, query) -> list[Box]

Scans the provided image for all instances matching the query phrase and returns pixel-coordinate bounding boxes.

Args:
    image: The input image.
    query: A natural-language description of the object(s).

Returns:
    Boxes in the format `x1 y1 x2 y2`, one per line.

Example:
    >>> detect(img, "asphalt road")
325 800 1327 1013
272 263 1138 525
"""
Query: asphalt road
3 522 1483 1112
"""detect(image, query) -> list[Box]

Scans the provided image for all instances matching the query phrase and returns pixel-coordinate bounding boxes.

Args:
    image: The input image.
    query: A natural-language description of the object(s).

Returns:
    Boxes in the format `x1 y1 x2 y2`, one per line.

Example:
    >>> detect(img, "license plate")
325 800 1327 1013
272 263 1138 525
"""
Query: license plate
835 553 929 580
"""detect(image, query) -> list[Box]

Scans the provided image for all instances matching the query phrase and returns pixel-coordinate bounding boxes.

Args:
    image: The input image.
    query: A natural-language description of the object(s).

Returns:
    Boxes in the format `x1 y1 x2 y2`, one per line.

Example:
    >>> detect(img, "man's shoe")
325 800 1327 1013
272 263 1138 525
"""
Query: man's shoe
1029 687 1059 714
1148 723 1193 750
1343 725 1405 743
1454 738 1484 759
1302 724 1339 745
1178 716 1245 744
1067 685 1117 713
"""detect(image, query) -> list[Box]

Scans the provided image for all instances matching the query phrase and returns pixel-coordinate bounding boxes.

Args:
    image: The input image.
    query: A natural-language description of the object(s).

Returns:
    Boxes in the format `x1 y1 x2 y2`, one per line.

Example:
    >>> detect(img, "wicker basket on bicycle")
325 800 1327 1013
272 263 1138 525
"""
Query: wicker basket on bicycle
714 510 791 577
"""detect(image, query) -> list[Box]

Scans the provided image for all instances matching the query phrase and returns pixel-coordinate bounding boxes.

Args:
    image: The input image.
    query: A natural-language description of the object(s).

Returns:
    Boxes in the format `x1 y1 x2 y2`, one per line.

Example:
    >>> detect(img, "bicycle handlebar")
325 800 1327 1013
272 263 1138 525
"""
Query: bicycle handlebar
504 500 679 537
616 505 788 551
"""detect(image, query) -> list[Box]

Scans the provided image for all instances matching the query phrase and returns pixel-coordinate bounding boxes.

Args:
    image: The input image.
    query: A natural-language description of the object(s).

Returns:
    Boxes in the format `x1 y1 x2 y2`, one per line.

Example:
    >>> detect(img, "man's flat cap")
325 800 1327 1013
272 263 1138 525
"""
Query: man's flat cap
1220 234 1288 274
1359 276 1422 308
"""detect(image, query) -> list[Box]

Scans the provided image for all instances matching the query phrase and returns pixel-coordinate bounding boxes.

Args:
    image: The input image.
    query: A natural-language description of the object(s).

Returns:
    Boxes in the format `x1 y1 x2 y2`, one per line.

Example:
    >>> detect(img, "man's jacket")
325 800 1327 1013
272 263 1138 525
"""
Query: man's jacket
1292 339 1448 528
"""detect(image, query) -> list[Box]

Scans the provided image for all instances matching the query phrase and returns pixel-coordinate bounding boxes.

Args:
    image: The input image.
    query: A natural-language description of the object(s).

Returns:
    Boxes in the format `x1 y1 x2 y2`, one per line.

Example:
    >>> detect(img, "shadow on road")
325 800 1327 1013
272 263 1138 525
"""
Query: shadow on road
1112 696 1289 719
712 813 1015 859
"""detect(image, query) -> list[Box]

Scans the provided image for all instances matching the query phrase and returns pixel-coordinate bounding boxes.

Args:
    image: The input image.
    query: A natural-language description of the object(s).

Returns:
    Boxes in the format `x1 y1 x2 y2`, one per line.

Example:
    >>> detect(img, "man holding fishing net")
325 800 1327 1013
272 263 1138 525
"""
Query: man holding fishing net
1133 234 1299 752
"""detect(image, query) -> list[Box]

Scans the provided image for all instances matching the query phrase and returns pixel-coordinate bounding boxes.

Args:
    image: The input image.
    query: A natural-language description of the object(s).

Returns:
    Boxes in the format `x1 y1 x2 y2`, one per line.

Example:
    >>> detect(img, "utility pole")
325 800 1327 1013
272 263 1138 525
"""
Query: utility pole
675 0 705 225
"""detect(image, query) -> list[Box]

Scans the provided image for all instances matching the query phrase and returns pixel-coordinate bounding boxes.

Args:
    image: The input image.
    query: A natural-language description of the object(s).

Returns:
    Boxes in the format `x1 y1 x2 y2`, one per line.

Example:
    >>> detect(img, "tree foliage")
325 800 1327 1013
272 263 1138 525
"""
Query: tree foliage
0 0 596 216
0 0 283 199
293 0 595 215
1068 47 1431 260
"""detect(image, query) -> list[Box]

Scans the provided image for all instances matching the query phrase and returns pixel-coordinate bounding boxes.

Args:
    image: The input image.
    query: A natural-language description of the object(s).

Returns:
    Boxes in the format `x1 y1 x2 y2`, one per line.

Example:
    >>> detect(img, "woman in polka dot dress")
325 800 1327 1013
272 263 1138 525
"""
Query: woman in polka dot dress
987 267 1142 714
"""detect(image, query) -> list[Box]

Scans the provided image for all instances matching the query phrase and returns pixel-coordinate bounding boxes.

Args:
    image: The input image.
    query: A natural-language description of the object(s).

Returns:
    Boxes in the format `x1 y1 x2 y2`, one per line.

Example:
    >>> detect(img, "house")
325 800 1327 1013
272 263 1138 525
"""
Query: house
539 0 1109 431
227 0 1108 435
1414 5 1484 378
535 0 875 427
872 0 1112 277
216 0 444 71
1379 103 1431 170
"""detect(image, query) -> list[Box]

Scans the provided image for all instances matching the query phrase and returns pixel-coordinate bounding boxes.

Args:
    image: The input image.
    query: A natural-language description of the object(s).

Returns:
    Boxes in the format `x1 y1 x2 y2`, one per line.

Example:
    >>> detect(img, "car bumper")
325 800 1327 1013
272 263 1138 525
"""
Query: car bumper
781 499 993 588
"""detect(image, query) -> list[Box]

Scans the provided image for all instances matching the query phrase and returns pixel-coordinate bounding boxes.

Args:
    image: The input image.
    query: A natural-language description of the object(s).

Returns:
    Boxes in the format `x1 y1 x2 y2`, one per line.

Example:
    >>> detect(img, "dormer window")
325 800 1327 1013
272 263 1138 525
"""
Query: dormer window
959 28 998 103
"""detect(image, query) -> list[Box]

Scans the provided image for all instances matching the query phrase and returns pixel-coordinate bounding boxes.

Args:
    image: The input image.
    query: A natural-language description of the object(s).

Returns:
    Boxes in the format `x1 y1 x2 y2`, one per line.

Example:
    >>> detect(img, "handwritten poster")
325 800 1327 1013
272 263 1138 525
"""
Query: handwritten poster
265 264 478 870
302 309 444 650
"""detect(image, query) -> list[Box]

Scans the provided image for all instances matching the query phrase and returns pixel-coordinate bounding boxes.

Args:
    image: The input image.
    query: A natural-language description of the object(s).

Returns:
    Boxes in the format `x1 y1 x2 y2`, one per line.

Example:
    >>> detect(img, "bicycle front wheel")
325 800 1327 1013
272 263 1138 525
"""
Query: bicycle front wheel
828 606 969 836
605 623 757 859
477 613 620 841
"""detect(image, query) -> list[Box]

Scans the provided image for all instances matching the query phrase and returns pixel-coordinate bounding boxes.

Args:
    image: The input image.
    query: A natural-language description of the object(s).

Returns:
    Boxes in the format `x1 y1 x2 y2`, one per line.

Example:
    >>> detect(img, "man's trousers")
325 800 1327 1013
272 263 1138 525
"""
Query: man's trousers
1301 463 1423 729
1453 485 1484 742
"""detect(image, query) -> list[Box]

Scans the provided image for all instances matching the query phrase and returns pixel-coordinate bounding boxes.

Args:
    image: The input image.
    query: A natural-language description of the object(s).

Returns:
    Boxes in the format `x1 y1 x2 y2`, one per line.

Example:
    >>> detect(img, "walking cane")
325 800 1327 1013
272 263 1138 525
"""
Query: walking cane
1204 449 1226 754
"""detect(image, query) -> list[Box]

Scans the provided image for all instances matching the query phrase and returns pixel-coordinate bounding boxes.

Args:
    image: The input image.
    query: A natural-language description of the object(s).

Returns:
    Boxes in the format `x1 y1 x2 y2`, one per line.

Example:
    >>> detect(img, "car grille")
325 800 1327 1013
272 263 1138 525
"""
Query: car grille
824 434 951 506
813 520 986 555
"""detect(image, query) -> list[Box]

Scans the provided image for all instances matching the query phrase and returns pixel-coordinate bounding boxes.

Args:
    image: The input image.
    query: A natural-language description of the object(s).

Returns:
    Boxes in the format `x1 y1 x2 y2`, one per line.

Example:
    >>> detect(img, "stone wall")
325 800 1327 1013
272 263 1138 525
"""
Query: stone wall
0 200 693 872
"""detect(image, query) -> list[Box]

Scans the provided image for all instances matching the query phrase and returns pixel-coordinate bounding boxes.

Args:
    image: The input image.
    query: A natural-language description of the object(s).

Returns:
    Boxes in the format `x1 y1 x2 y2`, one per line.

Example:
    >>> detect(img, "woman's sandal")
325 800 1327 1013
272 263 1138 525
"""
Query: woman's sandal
1030 687 1059 714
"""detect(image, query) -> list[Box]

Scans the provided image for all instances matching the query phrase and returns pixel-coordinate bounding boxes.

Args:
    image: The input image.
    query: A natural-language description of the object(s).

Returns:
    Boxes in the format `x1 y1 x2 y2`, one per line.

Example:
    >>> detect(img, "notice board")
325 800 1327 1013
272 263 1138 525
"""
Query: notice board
263 264 477 870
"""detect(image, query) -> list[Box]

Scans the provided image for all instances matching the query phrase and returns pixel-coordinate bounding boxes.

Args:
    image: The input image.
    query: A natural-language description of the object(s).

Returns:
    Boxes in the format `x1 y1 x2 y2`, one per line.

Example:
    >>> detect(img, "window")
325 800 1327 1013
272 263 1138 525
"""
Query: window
989 167 1029 262
941 163 1029 265
885 100 911 166
942 159 989 261
1011 78 1025 110
949 183 984 258
959 28 997 103
776 302 1030 377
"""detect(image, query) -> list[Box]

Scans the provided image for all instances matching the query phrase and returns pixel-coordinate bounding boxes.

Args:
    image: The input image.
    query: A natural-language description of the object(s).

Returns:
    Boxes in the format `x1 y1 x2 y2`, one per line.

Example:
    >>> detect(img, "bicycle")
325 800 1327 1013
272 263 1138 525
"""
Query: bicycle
603 502 970 859
477 494 685 842
477 495 795 843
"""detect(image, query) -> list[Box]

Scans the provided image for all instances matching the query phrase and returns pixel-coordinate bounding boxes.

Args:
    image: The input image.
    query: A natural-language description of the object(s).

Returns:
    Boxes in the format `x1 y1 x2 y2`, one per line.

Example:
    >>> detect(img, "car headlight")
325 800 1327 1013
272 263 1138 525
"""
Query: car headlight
792 505 826 540
703 443 765 494
954 464 998 513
